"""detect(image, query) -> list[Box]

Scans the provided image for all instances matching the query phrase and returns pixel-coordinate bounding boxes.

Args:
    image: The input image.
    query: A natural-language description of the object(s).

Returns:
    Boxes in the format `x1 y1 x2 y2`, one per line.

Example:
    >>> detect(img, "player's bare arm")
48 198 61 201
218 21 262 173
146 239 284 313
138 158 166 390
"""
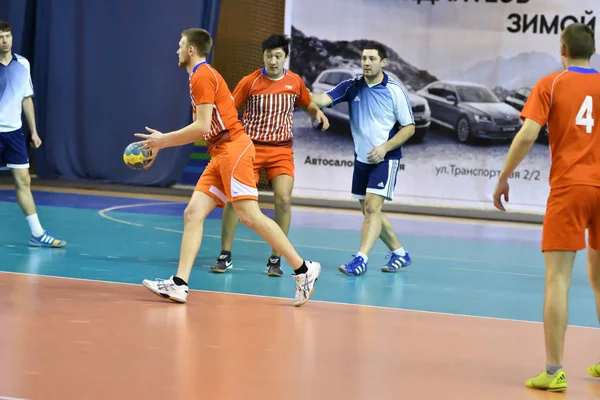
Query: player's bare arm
21 96 41 148
135 103 212 151
310 93 333 108
303 102 330 130
367 124 415 164
493 118 542 211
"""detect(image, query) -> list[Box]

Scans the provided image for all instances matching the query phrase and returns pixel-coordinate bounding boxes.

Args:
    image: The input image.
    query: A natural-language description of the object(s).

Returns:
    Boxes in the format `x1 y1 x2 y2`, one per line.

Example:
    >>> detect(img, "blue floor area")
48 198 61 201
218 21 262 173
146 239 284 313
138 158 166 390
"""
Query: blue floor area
0 189 597 328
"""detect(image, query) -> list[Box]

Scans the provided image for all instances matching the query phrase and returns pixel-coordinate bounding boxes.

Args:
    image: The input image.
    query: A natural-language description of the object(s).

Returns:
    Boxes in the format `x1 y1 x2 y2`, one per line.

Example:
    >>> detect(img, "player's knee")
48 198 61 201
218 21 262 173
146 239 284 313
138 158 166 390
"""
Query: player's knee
233 202 261 229
12 170 31 190
274 193 292 213
588 249 600 283
183 204 206 225
544 255 574 288
363 199 382 216
237 212 261 229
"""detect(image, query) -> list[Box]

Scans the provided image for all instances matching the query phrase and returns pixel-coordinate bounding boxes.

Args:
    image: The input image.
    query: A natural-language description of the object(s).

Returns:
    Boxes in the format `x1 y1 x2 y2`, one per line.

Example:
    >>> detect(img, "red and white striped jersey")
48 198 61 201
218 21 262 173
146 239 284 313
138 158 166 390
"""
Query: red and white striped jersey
189 61 245 148
232 68 312 143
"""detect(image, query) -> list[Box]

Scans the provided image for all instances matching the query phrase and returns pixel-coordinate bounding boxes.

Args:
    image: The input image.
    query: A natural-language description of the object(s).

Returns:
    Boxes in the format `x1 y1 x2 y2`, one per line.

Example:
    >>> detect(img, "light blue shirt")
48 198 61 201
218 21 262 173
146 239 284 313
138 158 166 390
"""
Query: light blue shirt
0 54 34 132
326 72 414 164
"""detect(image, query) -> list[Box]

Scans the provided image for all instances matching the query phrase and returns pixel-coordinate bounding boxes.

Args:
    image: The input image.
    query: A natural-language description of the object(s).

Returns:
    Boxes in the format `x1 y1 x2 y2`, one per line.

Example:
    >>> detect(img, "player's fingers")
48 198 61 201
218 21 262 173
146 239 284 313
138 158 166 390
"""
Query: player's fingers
494 195 505 211
132 139 148 147
134 133 149 139
492 192 500 209
143 159 154 170
493 198 501 211
145 126 156 133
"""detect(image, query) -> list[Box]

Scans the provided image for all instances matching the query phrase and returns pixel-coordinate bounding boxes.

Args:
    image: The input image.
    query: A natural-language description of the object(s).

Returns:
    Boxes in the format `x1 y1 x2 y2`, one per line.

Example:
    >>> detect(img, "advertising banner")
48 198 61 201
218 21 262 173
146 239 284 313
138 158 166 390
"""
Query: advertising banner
287 0 598 214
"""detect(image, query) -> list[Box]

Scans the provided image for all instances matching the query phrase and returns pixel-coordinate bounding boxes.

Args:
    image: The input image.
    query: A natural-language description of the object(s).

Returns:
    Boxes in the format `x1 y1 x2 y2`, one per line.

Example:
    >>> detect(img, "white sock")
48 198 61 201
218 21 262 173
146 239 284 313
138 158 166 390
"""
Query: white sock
392 247 406 256
356 252 368 262
26 214 44 236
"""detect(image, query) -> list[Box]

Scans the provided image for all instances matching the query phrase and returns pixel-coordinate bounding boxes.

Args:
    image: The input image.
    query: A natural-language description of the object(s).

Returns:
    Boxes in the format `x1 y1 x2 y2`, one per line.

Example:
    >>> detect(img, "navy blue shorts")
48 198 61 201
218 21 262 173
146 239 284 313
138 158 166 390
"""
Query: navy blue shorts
351 159 401 201
0 128 30 169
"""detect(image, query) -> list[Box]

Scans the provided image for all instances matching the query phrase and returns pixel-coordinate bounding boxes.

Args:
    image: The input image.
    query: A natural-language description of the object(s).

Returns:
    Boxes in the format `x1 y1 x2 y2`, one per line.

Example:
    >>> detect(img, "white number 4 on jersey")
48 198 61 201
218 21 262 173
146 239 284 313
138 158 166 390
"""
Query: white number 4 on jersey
576 95 594 134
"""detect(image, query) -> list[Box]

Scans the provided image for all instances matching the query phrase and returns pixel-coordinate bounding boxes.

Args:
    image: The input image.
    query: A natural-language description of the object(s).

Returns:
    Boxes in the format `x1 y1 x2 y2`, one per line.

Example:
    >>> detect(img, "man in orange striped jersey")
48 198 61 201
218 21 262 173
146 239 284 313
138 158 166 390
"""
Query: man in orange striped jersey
210 34 329 277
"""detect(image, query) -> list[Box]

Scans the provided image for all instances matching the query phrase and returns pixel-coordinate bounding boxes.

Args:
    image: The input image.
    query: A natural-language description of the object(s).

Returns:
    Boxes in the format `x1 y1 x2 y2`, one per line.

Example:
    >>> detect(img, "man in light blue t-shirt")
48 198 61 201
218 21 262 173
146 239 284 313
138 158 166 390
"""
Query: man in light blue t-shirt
0 21 65 247
312 43 414 276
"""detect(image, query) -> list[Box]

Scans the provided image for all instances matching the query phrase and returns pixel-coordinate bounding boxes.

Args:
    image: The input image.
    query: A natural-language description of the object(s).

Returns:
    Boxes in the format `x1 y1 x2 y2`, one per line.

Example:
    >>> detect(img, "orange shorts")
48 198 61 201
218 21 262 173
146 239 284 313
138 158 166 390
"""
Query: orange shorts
253 143 295 182
195 133 258 207
542 185 600 251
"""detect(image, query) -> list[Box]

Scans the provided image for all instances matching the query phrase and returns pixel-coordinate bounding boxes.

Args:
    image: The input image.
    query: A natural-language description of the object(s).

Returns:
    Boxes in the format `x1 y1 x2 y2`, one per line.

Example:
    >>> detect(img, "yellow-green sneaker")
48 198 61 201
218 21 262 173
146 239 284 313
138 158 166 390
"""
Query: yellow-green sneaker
587 362 600 377
525 369 567 392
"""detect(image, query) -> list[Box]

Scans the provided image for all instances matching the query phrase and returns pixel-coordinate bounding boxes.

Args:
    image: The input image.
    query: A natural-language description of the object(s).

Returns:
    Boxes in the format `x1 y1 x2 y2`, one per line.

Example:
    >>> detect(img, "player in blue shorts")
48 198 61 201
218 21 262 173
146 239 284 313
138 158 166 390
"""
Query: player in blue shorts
311 43 415 275
0 21 66 248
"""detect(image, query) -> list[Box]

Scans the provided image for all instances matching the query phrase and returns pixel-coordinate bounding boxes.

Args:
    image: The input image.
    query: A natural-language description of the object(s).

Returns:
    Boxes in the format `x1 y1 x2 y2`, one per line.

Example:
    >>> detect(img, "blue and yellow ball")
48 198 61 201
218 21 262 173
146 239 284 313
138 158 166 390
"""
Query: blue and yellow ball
123 143 152 170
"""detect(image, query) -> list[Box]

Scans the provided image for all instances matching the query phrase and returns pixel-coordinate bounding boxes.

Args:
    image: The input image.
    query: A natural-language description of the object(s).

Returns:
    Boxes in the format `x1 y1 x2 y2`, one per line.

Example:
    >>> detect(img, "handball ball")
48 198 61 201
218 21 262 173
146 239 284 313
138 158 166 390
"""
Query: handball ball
123 143 152 170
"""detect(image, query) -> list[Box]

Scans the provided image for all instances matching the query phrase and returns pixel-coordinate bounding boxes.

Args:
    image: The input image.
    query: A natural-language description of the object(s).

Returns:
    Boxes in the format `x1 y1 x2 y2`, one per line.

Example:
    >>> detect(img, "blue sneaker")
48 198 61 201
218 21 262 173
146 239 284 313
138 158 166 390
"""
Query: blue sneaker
29 231 67 248
338 255 368 276
381 252 412 272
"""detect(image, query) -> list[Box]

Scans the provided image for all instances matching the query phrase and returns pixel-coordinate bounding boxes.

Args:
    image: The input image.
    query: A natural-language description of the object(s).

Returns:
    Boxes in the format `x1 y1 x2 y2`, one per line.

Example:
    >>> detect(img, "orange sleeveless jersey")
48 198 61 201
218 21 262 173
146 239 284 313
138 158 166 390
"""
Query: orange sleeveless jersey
232 68 312 143
189 62 245 147
521 66 600 189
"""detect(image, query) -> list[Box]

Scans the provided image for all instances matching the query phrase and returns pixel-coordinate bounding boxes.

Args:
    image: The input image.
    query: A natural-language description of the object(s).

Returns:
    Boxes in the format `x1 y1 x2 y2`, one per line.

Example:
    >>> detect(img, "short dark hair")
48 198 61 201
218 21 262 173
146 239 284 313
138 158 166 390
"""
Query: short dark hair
262 34 290 57
561 23 595 59
0 21 11 33
182 28 212 57
362 42 387 60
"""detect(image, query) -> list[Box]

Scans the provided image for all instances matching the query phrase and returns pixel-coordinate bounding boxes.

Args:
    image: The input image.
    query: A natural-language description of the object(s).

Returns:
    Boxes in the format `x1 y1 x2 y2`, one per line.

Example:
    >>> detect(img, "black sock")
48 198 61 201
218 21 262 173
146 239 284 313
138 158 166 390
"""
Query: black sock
173 276 187 286
219 250 231 259
294 261 308 275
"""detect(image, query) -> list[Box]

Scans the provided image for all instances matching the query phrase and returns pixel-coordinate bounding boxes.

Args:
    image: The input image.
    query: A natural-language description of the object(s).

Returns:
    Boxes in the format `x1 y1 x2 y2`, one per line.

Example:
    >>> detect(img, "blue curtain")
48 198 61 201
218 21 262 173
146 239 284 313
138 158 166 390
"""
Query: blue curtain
0 1 33 58
2 0 221 186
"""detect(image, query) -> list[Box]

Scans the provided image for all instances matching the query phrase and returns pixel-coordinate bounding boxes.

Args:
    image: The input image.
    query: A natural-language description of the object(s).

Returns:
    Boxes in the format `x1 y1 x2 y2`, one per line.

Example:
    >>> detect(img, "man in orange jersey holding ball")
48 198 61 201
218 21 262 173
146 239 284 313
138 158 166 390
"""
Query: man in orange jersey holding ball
135 29 321 307
210 34 329 276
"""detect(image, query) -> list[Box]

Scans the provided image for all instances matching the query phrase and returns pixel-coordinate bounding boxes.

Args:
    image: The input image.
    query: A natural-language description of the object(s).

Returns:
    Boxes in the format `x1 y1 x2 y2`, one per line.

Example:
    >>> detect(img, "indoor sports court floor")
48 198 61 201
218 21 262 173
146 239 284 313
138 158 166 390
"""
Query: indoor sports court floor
0 185 599 400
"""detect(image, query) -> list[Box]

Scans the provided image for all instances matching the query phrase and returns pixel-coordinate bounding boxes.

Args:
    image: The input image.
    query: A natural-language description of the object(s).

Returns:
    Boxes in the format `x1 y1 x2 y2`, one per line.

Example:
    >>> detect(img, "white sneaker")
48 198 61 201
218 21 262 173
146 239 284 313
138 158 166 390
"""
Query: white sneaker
142 276 188 303
292 261 321 307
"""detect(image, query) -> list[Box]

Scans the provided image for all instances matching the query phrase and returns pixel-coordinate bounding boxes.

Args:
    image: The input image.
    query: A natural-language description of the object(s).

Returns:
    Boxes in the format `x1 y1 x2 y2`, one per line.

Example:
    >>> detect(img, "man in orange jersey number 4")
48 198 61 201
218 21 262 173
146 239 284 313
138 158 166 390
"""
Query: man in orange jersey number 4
210 34 329 276
135 29 321 307
493 23 600 392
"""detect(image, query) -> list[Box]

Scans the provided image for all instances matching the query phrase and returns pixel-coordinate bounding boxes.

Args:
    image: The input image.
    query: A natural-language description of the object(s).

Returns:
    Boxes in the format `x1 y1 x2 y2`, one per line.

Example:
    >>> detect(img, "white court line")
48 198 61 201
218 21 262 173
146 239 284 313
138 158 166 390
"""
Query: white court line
98 202 545 271
0 396 30 400
450 267 540 278
0 270 597 331
97 202 184 227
